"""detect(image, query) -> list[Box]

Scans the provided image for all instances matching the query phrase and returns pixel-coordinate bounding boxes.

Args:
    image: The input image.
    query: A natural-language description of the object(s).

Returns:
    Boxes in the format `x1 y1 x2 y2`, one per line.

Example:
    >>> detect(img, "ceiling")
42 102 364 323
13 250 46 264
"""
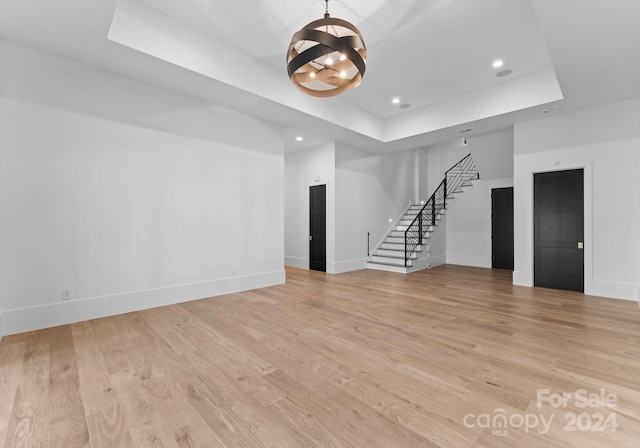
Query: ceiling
1 0 639 154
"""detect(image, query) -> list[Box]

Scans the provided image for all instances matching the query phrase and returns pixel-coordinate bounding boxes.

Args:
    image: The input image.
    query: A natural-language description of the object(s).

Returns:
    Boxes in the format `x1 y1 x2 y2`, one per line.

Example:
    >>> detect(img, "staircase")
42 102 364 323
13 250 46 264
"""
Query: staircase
366 154 480 273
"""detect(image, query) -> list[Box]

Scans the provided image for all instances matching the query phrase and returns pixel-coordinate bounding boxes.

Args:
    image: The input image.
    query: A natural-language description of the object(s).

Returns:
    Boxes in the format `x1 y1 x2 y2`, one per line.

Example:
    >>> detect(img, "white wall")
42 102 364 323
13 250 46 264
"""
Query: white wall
513 99 640 301
335 144 416 273
425 129 514 192
446 178 514 267
414 149 430 203
424 130 514 267
284 143 336 271
284 143 417 274
0 44 286 336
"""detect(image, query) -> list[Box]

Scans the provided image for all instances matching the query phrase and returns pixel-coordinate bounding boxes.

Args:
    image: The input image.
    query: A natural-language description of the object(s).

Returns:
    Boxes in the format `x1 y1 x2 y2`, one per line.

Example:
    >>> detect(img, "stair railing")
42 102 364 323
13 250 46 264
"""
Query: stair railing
404 154 479 266
445 153 479 196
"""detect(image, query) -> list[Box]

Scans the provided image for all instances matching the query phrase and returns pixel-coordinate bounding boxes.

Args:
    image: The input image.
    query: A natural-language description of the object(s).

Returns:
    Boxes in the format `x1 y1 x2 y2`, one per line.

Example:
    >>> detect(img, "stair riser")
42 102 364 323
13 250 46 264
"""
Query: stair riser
402 211 444 219
371 256 412 266
390 229 433 238
375 249 417 259
367 155 478 273
388 233 429 243
365 263 410 273
386 234 430 244
399 216 441 226
406 207 445 213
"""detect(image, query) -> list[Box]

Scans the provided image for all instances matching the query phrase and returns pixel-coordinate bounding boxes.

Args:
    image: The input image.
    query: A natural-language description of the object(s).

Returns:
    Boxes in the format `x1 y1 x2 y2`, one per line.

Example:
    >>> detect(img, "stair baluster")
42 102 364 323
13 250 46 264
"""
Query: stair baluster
368 153 480 273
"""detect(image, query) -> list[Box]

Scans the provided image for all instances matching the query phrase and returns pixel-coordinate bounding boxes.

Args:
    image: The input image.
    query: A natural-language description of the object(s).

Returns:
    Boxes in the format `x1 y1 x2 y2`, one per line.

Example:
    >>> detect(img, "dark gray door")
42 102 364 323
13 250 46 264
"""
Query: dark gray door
309 185 326 272
492 187 514 270
534 169 584 292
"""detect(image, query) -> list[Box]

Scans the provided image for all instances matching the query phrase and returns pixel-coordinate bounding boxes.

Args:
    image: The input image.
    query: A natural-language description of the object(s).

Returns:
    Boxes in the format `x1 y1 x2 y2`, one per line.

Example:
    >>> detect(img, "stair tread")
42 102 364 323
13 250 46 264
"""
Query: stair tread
366 263 411 273
368 155 478 273
375 251 418 258
368 261 412 268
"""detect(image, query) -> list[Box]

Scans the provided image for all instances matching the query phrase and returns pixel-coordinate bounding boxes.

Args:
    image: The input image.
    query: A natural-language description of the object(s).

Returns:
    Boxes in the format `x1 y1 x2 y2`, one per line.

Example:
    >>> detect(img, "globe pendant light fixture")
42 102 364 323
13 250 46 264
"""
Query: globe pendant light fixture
287 0 367 97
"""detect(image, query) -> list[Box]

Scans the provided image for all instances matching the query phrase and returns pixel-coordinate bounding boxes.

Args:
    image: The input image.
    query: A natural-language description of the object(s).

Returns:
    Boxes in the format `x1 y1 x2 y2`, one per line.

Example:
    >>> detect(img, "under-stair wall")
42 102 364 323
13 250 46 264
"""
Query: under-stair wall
428 130 514 268
334 144 416 273
366 154 480 273
285 143 418 274
285 130 514 275
446 178 513 268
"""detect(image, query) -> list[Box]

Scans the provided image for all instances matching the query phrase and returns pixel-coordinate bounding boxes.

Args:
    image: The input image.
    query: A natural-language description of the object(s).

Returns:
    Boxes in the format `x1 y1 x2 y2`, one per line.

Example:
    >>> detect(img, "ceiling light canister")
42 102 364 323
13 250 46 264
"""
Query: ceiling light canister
287 0 367 97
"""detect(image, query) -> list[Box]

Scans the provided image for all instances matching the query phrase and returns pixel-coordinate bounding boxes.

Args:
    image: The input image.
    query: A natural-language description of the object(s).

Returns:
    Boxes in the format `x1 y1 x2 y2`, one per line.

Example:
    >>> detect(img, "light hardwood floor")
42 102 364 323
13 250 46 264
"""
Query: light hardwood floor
1 265 639 447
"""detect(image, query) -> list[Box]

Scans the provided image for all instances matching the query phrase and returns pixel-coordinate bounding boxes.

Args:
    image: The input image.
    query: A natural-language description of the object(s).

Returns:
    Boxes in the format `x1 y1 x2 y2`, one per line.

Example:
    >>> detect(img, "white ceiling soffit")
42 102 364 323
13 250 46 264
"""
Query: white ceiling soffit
108 0 385 141
108 0 563 144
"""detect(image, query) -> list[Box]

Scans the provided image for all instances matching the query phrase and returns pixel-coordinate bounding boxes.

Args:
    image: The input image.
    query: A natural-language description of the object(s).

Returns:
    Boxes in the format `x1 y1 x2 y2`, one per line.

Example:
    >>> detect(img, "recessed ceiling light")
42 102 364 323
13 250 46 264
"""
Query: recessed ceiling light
399 103 411 109
496 69 513 78
296 136 303 142
392 97 401 104
493 59 504 68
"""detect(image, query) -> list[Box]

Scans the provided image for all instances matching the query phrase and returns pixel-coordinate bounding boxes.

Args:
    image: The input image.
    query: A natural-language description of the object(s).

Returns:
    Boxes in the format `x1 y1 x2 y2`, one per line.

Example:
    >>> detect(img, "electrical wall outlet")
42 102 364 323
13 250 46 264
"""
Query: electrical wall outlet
62 289 72 301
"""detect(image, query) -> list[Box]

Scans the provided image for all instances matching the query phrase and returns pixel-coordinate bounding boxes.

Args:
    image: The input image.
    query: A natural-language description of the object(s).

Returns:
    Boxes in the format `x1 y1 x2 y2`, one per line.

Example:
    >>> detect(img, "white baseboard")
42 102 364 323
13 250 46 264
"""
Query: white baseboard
586 279 638 302
408 255 446 272
285 256 308 269
512 270 532 287
0 270 285 336
512 270 637 302
286 256 367 274
329 258 367 274
446 255 492 268
426 255 446 267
